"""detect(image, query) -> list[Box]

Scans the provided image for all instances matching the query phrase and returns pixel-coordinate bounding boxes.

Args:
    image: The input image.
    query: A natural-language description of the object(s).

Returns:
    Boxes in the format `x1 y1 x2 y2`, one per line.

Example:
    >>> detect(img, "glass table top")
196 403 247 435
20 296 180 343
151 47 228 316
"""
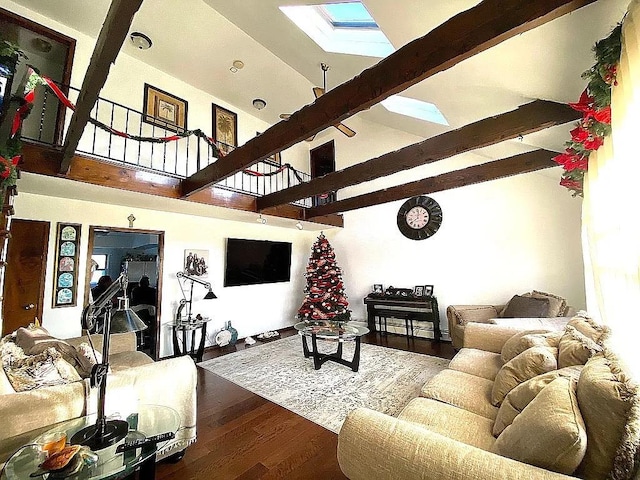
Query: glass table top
294 321 369 340
1 404 179 480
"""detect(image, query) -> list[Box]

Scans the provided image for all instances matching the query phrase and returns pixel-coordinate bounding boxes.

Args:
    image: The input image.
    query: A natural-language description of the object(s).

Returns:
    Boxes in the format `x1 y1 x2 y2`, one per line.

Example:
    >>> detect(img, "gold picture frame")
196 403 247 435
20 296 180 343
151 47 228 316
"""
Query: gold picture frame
212 103 238 155
143 83 188 133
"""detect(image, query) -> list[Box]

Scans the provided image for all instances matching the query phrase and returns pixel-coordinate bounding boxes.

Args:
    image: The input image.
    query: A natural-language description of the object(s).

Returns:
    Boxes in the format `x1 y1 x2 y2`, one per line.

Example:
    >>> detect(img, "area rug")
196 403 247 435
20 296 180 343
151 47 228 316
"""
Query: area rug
198 335 449 433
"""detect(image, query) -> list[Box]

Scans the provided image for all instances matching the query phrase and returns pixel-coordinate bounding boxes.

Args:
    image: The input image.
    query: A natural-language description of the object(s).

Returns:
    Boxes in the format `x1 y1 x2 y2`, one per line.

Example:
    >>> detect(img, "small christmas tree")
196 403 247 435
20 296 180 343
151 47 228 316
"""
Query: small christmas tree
298 233 350 323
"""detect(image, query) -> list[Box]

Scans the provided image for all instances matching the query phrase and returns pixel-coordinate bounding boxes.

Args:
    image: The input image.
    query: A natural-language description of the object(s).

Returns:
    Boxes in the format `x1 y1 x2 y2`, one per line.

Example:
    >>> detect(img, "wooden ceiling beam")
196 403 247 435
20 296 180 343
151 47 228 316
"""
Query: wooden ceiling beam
59 0 144 174
305 149 558 217
182 0 595 197
257 100 579 210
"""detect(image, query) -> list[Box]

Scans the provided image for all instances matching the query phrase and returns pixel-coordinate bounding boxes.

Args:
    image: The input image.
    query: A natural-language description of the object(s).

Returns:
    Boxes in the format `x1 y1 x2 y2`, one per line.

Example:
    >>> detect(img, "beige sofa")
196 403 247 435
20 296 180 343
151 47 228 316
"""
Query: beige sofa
338 317 639 480
0 330 197 464
447 290 575 349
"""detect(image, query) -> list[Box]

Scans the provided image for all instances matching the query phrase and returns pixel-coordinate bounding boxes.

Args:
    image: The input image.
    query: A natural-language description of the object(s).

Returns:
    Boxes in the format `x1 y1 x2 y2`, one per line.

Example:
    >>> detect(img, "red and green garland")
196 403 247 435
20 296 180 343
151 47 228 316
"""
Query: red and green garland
554 24 622 196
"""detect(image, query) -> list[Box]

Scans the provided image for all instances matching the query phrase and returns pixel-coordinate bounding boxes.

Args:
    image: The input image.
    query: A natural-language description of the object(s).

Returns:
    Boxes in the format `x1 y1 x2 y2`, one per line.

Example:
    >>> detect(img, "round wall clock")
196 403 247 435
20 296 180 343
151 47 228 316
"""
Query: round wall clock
397 196 443 240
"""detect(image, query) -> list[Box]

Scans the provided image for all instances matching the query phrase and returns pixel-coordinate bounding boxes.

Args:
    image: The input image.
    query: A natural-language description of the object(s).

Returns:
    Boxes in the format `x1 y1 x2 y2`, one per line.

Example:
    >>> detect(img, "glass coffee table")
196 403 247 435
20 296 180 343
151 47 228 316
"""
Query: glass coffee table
294 321 369 372
0 404 179 480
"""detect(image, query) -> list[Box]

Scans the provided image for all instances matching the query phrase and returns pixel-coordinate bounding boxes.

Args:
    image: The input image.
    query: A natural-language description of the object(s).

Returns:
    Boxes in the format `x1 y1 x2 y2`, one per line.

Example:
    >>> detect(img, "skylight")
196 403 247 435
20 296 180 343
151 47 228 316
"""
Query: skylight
280 2 394 58
381 96 449 126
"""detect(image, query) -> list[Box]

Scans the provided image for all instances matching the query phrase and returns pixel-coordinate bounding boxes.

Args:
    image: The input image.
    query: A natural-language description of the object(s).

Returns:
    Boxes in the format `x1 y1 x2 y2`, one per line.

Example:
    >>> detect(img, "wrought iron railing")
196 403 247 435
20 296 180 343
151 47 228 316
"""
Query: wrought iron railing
21 84 312 207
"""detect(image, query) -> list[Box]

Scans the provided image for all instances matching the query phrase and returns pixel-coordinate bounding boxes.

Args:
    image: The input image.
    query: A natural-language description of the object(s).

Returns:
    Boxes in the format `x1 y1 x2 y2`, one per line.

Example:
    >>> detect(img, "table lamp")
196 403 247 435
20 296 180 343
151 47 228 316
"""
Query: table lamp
71 273 147 451
175 272 217 323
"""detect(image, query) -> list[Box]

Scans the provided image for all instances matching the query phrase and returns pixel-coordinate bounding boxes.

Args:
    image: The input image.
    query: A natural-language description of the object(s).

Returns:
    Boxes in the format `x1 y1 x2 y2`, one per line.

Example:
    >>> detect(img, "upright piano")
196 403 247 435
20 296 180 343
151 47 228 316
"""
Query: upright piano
363 294 441 341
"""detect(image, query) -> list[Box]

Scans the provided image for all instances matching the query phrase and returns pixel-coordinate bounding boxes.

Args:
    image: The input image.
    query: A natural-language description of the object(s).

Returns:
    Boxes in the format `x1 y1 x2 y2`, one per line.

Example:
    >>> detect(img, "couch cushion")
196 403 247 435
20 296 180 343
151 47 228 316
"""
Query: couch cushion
4 347 81 392
421 369 498 420
491 346 558 406
448 348 503 381
493 365 583 436
525 290 567 317
500 295 550 318
576 350 640 480
399 397 495 451
110 351 154 371
501 330 561 364
492 376 587 474
558 325 602 368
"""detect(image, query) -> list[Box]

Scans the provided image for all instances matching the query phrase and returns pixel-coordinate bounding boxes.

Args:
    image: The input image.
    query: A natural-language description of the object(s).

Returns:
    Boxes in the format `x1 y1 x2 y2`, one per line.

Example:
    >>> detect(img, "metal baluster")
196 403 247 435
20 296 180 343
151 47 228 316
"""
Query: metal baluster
184 136 189 175
123 109 129 164
162 127 167 173
108 101 114 159
38 89 47 142
92 101 99 155
137 112 143 166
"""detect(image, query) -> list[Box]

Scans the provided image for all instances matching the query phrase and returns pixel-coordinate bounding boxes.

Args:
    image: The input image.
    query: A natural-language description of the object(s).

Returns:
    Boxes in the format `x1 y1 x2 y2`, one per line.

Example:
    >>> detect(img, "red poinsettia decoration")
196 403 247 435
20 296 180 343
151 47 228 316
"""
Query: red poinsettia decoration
0 155 20 180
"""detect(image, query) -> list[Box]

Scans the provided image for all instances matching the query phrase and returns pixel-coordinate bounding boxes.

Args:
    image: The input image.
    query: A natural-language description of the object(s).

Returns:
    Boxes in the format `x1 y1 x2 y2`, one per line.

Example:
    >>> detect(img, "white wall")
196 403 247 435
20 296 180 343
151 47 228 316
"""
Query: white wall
12 191 318 357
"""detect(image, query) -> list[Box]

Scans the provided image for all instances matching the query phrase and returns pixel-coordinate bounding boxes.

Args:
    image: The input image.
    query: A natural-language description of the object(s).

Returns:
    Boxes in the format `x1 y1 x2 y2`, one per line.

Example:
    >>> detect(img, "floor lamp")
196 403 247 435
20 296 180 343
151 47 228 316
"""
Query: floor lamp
176 272 217 322
71 273 147 451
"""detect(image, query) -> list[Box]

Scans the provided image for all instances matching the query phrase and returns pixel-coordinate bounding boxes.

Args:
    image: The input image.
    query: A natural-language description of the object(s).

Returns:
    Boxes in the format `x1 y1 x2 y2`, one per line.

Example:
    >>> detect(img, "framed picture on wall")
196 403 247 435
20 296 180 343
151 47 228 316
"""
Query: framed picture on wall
414 285 425 297
212 103 237 155
143 83 188 133
184 249 209 278
424 285 434 297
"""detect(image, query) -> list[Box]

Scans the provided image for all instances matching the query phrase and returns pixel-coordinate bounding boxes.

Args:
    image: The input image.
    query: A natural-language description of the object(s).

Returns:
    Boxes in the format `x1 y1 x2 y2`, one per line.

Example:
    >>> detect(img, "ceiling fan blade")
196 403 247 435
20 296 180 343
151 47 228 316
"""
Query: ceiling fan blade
279 113 291 120
334 122 356 137
313 87 325 99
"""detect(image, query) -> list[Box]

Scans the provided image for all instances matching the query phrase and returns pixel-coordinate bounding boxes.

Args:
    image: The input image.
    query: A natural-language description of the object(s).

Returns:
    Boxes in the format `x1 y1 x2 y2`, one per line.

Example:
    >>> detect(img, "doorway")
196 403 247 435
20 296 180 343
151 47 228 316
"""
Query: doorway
2 219 49 335
310 140 336 206
0 7 75 145
84 227 164 360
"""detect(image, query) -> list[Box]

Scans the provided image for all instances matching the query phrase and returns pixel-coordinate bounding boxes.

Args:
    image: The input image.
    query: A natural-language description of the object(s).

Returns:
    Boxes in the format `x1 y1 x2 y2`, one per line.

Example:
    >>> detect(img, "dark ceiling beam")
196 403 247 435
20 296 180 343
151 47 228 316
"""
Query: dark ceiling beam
257 100 579 210
182 0 595 197
305 149 558 217
59 0 144 174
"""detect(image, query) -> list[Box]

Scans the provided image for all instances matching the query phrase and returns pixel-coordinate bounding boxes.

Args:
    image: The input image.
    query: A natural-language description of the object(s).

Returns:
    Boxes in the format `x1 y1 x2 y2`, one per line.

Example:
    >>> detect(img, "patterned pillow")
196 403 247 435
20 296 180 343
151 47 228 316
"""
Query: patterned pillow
15 326 81 369
4 347 81 392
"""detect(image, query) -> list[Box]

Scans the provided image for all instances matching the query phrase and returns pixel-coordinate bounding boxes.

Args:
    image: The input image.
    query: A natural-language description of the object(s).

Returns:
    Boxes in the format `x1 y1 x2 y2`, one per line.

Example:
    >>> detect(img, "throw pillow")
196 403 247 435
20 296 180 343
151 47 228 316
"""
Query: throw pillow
4 347 81 392
576 350 640 480
525 290 567 317
558 325 603 368
75 342 102 378
501 330 562 364
493 365 583 436
500 295 550 318
492 377 587 474
567 314 610 345
491 346 558 406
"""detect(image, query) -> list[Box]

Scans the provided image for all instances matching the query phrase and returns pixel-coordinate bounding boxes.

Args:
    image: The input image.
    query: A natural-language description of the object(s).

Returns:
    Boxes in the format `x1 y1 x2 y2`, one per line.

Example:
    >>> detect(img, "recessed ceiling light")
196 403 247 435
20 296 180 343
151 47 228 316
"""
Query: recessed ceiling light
129 32 152 50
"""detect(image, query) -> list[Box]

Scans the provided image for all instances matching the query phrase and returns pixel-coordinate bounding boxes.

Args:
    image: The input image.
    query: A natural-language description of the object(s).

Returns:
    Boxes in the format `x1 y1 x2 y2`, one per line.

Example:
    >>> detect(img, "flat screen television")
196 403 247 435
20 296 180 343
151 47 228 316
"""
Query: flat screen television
224 238 292 287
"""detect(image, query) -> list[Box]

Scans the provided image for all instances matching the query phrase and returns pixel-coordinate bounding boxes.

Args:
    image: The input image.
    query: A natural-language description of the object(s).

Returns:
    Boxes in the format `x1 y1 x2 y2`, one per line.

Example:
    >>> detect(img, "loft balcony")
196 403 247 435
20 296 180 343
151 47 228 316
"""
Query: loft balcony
13 82 343 228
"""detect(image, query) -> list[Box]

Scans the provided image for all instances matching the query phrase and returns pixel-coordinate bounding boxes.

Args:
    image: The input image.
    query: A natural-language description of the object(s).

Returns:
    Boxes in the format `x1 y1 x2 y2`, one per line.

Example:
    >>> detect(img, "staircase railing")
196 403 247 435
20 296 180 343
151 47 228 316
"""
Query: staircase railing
21 83 312 207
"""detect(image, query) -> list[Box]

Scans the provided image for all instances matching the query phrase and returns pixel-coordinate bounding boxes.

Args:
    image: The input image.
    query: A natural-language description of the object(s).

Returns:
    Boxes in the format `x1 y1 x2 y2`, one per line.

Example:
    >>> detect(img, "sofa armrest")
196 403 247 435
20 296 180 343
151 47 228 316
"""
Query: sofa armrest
462 323 528 353
337 408 575 480
446 305 502 326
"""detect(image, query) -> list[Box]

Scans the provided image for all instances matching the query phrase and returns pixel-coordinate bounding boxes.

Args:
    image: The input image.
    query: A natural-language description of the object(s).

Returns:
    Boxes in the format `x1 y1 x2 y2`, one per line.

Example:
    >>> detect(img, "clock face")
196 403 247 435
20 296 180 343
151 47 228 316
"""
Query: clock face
406 206 429 229
397 196 442 240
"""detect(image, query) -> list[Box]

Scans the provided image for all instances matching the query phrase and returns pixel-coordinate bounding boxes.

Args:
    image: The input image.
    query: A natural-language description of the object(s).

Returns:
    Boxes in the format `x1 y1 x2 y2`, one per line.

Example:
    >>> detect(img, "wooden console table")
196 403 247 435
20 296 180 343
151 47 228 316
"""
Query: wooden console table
364 295 441 341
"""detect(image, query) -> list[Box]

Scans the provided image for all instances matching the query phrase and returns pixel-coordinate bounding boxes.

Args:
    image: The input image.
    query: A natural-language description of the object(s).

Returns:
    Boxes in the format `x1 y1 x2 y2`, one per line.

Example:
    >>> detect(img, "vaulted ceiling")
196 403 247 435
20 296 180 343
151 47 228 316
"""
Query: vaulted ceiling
6 0 630 218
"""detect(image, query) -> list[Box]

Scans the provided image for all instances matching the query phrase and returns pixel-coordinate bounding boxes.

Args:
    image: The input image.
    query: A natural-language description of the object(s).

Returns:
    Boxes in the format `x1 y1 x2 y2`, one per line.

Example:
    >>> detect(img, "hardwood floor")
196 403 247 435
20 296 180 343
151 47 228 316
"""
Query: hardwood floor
156 329 456 480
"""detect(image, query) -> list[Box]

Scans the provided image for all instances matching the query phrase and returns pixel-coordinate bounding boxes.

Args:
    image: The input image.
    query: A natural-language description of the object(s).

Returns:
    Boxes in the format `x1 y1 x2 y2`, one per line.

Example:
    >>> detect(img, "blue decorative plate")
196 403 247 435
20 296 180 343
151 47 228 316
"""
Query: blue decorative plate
58 273 73 288
57 288 72 304
60 241 75 257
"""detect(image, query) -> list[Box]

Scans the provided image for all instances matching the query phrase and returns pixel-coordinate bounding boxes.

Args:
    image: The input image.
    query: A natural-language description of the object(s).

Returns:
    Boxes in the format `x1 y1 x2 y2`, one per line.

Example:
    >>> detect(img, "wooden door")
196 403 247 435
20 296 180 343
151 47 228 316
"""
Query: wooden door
2 219 50 335
310 140 336 206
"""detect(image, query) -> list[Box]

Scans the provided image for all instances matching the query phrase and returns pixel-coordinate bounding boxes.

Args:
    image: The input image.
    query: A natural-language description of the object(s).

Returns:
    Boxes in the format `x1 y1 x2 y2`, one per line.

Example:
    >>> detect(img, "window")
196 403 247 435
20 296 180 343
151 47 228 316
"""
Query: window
280 2 394 58
381 95 449 126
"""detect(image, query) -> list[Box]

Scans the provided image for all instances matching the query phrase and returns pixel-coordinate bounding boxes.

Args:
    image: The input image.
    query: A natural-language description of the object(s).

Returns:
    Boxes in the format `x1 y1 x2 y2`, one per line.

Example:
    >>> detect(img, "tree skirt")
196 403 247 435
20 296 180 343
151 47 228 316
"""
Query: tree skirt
198 335 449 433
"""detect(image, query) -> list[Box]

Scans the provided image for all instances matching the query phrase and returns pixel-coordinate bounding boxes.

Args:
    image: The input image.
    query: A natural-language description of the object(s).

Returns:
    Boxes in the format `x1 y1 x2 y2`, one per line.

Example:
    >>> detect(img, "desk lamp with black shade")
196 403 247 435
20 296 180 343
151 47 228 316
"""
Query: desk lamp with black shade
175 272 217 323
70 273 147 451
